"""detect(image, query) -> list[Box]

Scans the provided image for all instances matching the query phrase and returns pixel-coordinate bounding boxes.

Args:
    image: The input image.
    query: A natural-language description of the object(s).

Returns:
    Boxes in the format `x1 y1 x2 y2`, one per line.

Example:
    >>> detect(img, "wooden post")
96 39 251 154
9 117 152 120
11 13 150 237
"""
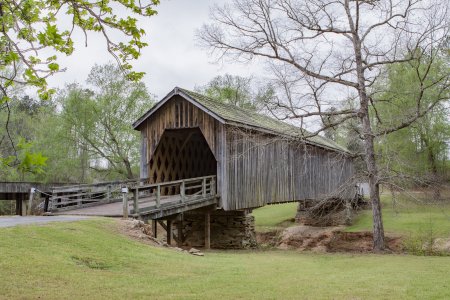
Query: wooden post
133 188 139 215
121 187 129 219
27 188 35 215
16 198 21 215
44 196 49 212
106 185 112 202
202 178 206 197
156 185 161 208
21 194 27 216
167 219 172 246
177 220 183 247
205 212 211 249
180 181 185 203
210 177 216 195
152 220 157 238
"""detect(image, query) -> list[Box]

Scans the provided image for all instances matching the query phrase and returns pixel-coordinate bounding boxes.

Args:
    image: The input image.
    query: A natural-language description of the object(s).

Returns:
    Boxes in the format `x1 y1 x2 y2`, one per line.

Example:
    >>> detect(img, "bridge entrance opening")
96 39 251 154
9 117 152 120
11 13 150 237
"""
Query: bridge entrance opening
148 127 217 195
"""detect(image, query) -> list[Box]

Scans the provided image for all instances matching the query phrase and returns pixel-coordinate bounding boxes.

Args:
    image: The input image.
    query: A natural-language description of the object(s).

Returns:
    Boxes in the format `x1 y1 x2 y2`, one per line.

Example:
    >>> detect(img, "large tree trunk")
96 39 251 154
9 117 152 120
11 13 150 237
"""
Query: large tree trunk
123 158 134 179
421 134 441 200
350 23 386 251
363 132 385 251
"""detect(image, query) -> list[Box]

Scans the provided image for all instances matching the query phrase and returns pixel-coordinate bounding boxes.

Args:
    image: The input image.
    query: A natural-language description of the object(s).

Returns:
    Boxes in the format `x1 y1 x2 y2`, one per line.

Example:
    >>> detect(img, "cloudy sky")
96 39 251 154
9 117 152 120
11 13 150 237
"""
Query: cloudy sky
47 0 260 99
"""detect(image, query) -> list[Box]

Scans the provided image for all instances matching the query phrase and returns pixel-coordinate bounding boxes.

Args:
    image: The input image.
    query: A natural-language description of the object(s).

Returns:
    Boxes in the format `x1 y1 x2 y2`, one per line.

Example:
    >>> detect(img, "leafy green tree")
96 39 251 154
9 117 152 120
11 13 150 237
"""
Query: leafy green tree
0 0 159 167
375 55 450 195
16 138 47 180
0 0 158 100
0 95 52 181
59 63 154 180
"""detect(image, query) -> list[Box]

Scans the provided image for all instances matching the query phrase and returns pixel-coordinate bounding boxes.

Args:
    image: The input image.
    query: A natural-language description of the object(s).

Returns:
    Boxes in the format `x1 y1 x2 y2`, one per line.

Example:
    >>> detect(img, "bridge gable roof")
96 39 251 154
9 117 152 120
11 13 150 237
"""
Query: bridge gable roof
133 87 349 153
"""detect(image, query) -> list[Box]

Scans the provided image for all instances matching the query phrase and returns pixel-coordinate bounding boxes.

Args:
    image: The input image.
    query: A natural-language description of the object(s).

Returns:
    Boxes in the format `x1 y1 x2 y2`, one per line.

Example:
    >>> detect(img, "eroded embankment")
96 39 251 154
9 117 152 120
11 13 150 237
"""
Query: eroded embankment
257 225 404 253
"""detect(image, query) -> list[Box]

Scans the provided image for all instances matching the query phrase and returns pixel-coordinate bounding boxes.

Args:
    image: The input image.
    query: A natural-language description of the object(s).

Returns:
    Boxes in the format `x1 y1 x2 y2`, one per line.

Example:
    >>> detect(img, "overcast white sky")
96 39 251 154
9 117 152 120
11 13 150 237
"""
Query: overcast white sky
46 0 260 99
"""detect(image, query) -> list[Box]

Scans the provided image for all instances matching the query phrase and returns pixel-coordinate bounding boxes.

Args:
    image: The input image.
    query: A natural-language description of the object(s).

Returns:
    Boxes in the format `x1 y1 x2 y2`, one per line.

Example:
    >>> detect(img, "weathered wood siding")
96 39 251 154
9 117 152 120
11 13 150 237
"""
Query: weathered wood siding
136 95 355 212
138 95 220 160
137 96 226 204
224 127 355 210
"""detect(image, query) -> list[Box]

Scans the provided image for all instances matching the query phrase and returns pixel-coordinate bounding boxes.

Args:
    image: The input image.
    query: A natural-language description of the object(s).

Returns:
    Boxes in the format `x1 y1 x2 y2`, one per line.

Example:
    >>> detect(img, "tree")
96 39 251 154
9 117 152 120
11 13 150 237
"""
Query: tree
0 94 53 181
197 74 260 110
59 63 154 180
0 0 159 166
376 56 450 198
199 0 449 251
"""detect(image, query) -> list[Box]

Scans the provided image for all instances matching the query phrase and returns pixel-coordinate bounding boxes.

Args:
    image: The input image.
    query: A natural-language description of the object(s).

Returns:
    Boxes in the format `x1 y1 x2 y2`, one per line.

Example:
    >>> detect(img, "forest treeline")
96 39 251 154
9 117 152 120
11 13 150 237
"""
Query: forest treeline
0 64 154 183
1 60 449 187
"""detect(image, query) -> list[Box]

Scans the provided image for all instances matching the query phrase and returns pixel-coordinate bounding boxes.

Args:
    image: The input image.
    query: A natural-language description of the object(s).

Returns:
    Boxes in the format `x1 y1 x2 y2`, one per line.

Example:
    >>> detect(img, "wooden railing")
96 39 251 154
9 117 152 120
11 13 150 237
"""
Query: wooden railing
49 179 147 212
128 175 216 216
49 176 217 216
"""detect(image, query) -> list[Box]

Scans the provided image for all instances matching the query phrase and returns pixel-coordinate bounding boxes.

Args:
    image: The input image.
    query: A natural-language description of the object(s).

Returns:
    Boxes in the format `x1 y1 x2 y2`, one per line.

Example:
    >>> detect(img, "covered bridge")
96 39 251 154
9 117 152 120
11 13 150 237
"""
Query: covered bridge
45 87 355 249
131 87 355 248
133 87 355 211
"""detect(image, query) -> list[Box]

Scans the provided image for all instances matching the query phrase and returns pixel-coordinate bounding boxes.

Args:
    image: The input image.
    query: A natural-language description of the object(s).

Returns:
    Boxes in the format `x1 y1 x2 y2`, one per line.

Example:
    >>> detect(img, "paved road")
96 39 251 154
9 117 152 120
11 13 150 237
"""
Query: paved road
0 216 91 228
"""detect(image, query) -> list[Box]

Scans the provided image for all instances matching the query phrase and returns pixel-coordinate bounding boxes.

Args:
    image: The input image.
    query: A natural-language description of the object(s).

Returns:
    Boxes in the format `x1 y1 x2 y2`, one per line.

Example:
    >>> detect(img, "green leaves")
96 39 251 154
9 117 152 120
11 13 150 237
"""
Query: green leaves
16 138 48 177
0 0 159 103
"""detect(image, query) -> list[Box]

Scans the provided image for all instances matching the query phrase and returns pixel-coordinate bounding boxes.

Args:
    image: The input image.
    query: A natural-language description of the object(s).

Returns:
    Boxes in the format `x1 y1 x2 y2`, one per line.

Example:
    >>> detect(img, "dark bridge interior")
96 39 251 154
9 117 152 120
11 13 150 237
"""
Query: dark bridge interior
148 127 217 195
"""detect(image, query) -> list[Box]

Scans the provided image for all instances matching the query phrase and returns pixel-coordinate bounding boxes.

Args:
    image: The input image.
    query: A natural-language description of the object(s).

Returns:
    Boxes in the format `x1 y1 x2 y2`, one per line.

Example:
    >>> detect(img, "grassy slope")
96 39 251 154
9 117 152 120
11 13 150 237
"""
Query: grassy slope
252 196 450 238
1 219 450 299
347 196 450 237
252 202 297 231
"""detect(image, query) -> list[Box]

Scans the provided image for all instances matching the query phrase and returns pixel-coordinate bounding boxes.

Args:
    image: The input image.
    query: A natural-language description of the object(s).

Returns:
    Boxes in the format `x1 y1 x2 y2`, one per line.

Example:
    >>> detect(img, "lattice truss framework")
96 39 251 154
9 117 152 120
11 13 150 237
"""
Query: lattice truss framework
148 128 217 195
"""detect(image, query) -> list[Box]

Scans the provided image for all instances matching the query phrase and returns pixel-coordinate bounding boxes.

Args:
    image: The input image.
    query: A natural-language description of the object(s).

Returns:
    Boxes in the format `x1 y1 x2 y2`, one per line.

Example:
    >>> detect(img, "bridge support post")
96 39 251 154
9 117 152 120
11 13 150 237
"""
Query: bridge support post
152 220 157 238
21 194 27 216
205 212 210 249
27 188 35 215
177 220 183 247
167 220 172 246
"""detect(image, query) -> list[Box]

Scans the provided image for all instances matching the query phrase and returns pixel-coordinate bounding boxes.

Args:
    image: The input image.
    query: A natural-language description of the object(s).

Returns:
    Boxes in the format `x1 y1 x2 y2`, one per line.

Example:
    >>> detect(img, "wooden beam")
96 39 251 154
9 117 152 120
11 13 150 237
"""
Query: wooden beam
21 194 27 216
152 220 158 238
178 131 195 153
122 188 129 219
27 188 35 215
177 220 183 247
167 219 172 246
157 219 167 231
205 212 210 249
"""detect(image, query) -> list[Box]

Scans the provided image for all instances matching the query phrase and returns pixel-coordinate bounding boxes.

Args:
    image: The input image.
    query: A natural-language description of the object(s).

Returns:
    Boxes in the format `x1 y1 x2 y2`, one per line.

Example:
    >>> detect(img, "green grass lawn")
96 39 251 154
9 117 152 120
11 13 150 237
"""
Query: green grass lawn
252 202 297 231
252 195 450 239
1 219 450 299
347 195 450 238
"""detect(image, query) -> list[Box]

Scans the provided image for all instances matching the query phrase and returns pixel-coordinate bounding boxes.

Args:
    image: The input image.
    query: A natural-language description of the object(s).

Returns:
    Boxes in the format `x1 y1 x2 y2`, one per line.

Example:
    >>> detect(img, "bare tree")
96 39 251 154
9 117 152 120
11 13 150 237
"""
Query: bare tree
199 0 449 251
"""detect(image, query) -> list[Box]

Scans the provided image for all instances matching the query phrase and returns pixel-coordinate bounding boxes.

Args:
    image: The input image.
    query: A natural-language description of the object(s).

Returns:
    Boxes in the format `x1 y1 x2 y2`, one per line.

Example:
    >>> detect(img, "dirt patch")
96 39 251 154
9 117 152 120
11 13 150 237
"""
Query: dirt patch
113 219 206 256
258 225 404 253
114 219 162 247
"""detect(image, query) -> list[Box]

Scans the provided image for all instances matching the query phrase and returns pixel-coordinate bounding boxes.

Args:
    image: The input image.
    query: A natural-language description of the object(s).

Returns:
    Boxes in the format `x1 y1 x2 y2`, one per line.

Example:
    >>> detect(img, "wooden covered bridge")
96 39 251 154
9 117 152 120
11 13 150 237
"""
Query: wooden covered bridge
42 87 355 248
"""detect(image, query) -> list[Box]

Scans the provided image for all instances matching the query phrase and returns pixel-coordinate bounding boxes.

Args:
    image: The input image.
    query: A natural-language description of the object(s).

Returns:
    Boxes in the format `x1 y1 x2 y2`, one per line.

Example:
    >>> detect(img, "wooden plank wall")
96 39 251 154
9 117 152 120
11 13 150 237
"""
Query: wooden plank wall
136 95 354 211
139 95 219 162
224 127 355 210
138 96 222 197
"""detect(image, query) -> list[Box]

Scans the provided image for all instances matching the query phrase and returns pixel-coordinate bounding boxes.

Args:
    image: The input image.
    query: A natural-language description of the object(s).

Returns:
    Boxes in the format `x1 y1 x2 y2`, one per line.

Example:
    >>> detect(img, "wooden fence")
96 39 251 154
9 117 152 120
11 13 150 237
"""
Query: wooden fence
49 179 146 212
49 176 217 219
